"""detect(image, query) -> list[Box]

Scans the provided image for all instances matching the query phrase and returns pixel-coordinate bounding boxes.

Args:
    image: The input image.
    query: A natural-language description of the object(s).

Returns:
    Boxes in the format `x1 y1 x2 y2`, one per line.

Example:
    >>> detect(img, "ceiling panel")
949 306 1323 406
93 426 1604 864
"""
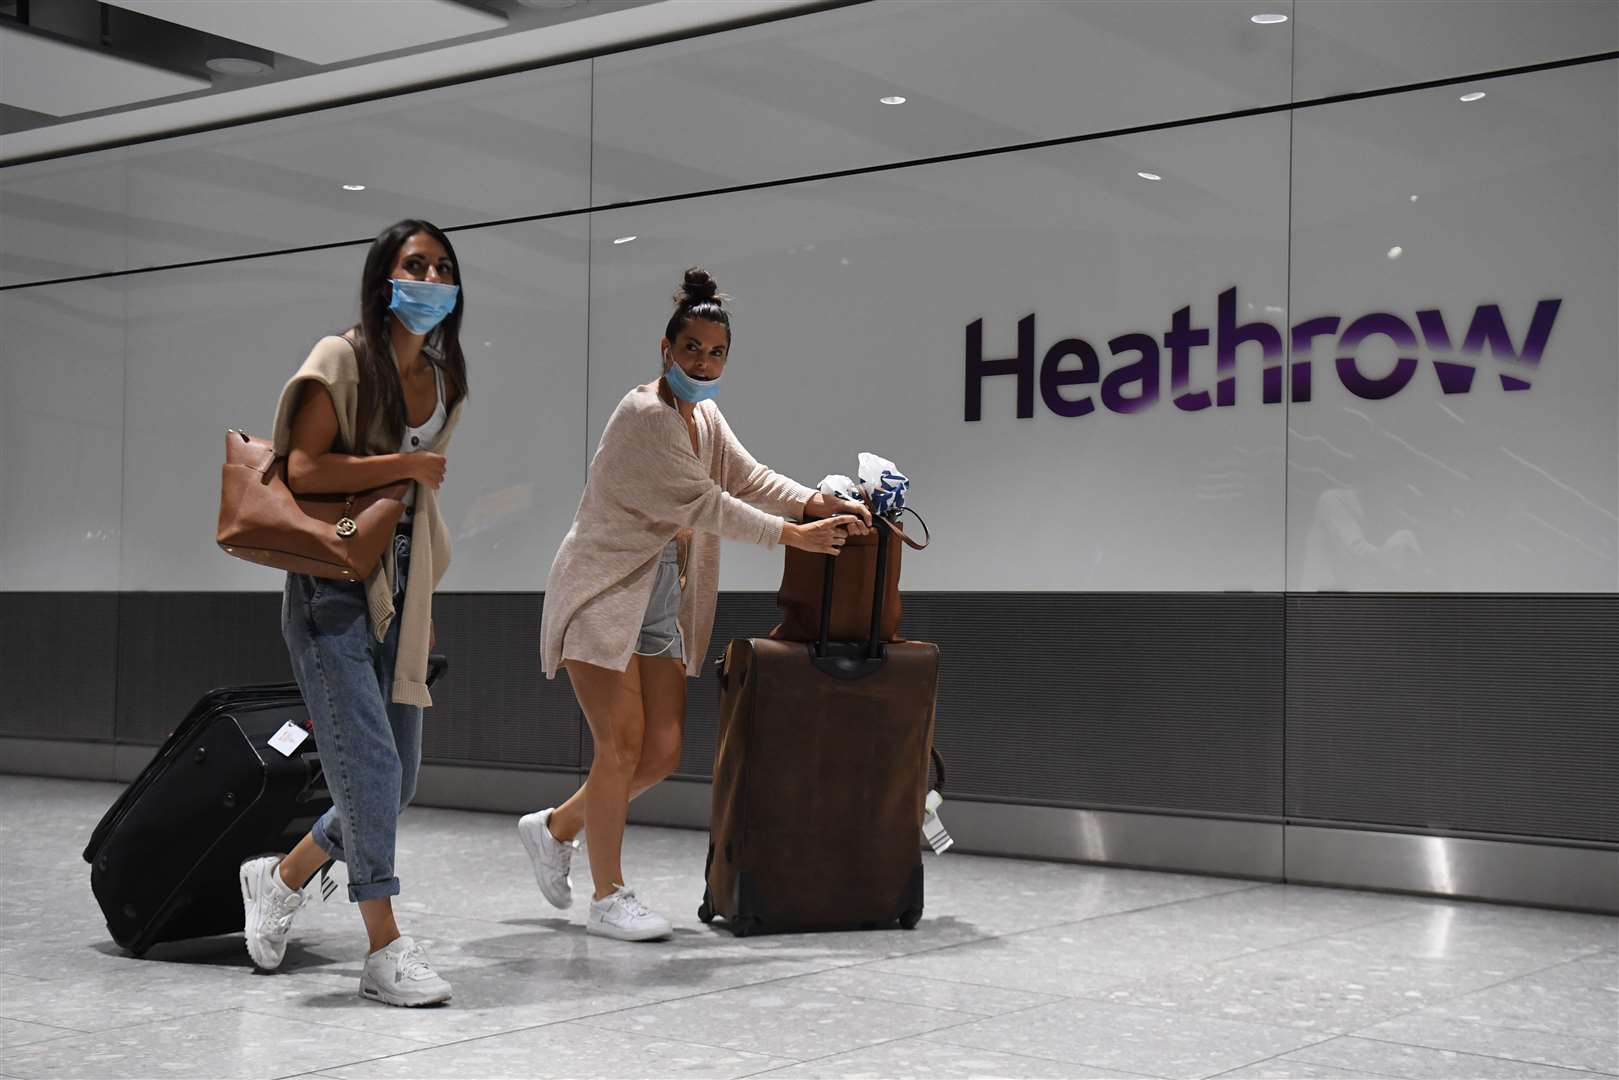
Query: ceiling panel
0 23 210 116
102 0 508 66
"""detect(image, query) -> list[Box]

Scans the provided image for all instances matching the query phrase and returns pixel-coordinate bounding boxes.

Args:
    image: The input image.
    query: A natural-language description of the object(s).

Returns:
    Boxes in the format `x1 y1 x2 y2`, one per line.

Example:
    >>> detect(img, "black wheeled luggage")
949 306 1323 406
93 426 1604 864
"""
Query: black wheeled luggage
83 657 445 955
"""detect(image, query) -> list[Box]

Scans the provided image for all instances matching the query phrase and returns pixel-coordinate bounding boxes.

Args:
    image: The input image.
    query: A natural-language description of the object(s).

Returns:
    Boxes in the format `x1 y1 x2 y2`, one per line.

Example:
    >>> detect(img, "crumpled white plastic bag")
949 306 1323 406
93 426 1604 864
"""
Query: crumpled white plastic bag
817 474 863 504
858 452 909 516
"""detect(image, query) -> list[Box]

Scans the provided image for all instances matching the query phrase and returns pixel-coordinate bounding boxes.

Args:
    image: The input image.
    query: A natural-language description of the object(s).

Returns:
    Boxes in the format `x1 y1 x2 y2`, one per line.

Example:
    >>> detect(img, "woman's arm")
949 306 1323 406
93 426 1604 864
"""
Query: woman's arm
711 408 872 528
284 383 442 495
709 407 818 519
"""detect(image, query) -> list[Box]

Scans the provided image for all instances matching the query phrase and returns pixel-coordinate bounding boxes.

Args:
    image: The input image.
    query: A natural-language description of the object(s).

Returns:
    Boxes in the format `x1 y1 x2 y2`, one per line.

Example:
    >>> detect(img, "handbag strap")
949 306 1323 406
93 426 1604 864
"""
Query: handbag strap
885 506 930 550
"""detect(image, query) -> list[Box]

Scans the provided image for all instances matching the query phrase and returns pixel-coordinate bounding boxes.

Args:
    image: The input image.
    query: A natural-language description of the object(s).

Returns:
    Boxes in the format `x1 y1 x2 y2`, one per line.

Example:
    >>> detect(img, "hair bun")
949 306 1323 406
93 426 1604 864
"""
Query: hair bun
676 266 721 307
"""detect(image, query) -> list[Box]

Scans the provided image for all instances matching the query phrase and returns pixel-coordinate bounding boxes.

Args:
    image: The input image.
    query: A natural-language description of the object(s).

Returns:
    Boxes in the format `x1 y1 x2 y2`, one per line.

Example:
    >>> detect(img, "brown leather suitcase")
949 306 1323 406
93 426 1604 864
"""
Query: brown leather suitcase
701 519 942 935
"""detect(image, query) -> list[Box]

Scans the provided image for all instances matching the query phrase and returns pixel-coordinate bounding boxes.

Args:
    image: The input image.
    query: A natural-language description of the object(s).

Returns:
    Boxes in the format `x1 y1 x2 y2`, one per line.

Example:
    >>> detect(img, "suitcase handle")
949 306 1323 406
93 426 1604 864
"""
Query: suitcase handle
810 516 893 679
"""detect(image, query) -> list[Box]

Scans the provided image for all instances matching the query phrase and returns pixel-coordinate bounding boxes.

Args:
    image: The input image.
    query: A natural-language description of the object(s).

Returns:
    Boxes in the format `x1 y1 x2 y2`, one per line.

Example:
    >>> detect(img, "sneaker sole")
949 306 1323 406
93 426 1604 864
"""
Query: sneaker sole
586 919 673 942
359 973 451 1007
517 816 574 911
238 863 286 973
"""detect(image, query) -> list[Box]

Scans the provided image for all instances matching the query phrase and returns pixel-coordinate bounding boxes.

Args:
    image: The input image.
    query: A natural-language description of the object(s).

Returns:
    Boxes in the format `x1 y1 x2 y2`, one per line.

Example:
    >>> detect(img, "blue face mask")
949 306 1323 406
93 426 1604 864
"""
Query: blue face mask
388 279 460 335
664 355 722 403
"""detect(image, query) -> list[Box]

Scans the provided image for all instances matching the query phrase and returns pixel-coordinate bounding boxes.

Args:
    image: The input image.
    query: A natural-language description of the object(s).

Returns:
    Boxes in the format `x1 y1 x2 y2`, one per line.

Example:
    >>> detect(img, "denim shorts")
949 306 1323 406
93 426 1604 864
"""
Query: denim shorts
634 541 683 661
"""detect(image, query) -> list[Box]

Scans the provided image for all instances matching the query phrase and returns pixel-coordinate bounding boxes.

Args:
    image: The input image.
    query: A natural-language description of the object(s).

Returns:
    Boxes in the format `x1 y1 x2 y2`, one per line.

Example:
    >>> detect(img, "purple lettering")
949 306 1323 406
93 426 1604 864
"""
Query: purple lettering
965 315 1035 422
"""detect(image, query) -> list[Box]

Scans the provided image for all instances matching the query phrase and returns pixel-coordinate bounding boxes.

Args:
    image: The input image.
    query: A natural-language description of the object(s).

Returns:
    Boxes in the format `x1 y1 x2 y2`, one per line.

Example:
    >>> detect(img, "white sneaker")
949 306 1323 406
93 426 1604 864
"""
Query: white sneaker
239 855 305 972
587 886 672 942
517 808 577 910
359 935 452 1007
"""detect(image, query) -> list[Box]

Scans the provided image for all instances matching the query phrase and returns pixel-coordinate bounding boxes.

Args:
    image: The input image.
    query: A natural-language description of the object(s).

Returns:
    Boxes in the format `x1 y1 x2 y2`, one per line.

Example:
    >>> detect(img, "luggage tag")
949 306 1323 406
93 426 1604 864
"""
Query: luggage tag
922 789 954 854
267 720 310 757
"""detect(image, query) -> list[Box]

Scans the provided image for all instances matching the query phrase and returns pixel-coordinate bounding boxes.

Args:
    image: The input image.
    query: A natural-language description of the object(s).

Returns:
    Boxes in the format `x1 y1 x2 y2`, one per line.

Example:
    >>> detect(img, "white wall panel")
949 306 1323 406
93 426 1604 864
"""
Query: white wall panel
121 61 591 273
0 61 591 286
588 113 1291 592
0 155 126 286
0 280 126 590
118 219 589 592
592 0 1293 205
1287 62 1618 592
1295 1 1619 102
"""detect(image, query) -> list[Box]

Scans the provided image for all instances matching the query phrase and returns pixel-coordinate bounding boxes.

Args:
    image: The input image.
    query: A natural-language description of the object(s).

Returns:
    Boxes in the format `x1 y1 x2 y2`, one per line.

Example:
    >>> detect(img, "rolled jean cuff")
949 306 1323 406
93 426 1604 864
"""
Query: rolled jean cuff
310 816 345 863
347 876 401 903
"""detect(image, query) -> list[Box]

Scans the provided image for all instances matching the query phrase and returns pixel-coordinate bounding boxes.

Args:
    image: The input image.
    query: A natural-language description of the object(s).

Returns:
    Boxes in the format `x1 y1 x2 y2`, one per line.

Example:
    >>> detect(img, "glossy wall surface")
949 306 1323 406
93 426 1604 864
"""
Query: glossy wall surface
2 1 1615 896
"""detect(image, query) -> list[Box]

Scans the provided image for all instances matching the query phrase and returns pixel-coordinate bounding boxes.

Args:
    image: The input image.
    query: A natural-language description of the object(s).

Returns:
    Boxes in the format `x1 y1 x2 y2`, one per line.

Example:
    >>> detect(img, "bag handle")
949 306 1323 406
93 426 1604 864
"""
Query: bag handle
931 747 947 794
887 507 930 551
811 515 895 678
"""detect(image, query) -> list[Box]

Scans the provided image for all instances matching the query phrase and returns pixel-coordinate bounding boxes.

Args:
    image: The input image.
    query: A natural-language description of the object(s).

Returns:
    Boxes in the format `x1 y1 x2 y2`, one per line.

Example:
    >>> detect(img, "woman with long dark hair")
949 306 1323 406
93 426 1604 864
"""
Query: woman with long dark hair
523 267 869 940
238 219 468 1006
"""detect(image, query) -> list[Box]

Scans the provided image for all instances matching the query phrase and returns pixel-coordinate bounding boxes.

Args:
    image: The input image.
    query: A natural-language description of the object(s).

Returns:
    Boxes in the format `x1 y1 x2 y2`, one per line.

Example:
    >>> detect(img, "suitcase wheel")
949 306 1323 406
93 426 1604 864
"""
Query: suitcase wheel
698 889 714 925
730 916 759 938
899 907 923 930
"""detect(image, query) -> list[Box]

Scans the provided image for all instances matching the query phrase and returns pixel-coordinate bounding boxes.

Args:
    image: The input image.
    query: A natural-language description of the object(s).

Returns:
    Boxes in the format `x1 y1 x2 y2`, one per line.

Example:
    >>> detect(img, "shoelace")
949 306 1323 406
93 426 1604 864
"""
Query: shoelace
397 941 436 982
265 886 304 937
615 889 652 919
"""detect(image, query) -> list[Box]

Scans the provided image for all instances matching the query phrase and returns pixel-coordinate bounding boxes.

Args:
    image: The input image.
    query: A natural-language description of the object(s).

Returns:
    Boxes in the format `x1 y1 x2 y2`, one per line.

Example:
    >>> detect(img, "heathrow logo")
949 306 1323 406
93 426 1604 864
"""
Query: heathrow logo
964 288 1562 420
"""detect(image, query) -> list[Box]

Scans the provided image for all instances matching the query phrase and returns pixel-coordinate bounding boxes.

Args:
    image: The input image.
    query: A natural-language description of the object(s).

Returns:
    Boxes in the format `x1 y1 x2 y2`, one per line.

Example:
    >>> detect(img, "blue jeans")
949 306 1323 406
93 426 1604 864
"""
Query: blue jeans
281 534 421 902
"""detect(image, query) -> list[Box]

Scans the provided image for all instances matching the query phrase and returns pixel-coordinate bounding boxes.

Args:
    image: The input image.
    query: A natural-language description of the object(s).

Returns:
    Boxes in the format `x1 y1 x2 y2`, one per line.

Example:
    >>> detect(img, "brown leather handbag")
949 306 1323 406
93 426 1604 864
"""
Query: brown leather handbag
216 430 408 581
772 508 929 643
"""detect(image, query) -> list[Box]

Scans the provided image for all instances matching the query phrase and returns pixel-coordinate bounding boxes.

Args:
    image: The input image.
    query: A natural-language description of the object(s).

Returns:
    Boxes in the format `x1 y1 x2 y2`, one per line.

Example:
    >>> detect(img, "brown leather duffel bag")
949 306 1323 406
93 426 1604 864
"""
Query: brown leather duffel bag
773 508 928 642
216 430 408 581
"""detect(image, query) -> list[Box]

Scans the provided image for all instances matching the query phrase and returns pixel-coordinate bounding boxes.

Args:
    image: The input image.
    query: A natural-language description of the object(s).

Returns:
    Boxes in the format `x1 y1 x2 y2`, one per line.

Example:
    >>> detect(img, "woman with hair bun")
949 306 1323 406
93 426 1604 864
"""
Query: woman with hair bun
521 267 871 940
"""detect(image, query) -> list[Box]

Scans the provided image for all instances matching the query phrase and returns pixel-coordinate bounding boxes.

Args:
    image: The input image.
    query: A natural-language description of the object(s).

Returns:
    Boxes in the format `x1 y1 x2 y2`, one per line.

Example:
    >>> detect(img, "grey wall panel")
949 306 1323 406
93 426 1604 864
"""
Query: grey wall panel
902 593 1285 817
1286 594 1619 843
674 592 1286 819
113 593 293 745
421 594 581 771
0 594 118 742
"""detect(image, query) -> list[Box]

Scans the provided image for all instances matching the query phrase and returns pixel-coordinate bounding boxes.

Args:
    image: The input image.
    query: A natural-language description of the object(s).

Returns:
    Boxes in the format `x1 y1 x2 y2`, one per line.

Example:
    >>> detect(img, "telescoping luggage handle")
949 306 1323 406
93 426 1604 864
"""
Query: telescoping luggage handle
810 513 903 680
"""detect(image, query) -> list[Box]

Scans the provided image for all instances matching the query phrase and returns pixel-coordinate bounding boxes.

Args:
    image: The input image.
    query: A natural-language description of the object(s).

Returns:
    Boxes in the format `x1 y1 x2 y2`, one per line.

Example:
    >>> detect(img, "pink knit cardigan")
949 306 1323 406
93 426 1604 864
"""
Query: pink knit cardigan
540 382 816 678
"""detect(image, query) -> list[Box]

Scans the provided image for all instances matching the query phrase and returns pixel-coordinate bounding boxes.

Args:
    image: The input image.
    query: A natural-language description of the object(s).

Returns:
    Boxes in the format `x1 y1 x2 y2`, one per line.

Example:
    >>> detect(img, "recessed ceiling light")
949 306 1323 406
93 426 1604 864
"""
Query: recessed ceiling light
1410 194 1420 202
1459 91 1487 102
1137 171 1163 181
613 235 637 245
1387 246 1404 259
342 184 366 192
1251 13 1289 24
880 95 907 105
206 56 272 76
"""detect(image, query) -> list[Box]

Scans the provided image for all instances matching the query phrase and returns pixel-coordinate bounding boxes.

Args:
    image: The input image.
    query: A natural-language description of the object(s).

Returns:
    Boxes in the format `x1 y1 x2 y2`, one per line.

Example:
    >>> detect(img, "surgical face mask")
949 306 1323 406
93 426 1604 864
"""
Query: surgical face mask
663 354 722 403
388 278 460 335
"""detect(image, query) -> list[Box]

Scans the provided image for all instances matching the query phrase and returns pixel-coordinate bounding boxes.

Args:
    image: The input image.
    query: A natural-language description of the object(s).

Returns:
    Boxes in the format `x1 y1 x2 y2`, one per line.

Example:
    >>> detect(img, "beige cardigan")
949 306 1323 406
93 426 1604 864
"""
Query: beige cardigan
271 335 464 706
541 382 816 679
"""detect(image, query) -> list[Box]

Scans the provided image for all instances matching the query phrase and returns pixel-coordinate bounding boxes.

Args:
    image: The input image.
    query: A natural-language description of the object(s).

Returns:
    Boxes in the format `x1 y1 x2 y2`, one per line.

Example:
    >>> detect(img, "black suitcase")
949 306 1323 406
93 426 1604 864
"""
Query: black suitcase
84 657 445 955
700 519 943 935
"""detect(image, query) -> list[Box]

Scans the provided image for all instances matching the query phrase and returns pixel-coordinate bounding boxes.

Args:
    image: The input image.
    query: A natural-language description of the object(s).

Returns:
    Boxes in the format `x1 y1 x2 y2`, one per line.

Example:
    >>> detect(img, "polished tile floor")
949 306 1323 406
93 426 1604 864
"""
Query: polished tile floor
1 776 1614 1080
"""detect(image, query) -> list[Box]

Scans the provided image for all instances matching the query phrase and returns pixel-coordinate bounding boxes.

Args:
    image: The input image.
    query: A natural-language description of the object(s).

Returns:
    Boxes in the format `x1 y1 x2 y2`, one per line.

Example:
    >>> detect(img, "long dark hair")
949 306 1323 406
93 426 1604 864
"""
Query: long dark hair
350 219 469 449
663 266 731 349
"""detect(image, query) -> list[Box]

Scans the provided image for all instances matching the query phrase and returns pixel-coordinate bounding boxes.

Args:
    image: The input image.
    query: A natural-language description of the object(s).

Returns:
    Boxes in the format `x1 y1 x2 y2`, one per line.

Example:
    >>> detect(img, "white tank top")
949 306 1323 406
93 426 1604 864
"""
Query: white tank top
400 365 447 513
